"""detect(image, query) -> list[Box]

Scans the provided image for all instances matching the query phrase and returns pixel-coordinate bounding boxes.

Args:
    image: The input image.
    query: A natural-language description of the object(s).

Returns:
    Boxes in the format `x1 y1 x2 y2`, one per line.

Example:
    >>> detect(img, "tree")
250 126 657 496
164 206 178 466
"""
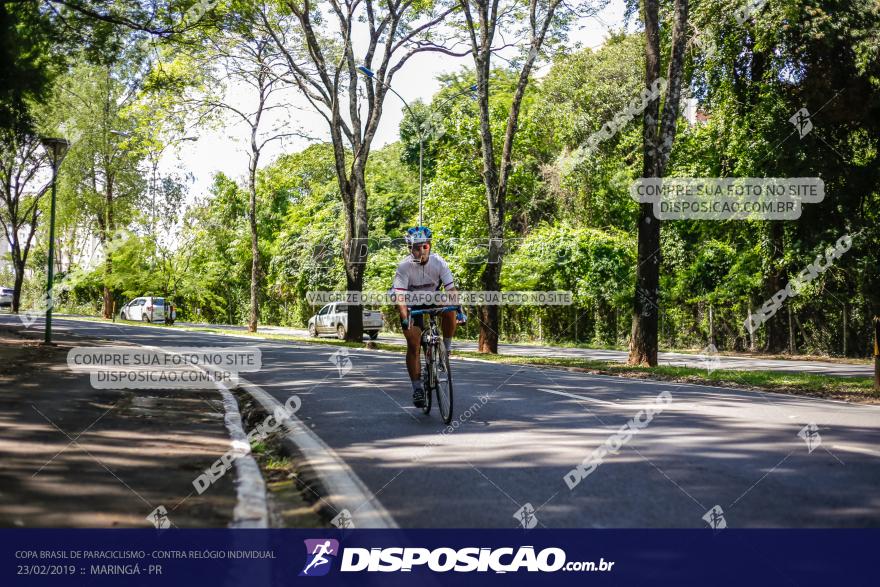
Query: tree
0 129 52 311
0 1 65 134
175 173 251 324
1 0 223 134
193 14 304 332
53 60 148 317
39 0 224 36
685 0 880 356
257 0 456 342
627 0 688 366
538 34 644 229
457 0 594 353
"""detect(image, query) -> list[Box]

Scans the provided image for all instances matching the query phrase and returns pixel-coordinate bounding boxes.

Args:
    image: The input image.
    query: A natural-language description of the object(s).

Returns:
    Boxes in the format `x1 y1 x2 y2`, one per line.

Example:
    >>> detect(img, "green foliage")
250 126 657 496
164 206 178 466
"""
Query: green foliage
0 1 64 133
264 144 347 326
502 222 635 343
537 33 644 229
8 1 878 358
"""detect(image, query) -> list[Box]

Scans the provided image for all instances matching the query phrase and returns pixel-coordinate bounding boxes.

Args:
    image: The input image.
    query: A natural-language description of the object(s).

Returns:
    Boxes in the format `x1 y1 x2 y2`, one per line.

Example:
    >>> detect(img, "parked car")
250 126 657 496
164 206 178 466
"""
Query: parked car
119 296 167 323
0 286 12 309
308 303 383 340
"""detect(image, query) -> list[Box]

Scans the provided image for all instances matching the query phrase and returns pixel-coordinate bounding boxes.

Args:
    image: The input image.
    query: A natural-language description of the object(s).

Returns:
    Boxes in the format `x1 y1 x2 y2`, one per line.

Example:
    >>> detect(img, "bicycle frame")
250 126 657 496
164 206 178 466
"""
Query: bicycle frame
409 306 457 423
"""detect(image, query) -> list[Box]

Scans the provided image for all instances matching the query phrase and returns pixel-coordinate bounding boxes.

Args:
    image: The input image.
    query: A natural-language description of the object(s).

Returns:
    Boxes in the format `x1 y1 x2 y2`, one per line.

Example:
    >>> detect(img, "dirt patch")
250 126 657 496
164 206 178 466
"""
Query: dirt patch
234 390 328 528
0 329 61 375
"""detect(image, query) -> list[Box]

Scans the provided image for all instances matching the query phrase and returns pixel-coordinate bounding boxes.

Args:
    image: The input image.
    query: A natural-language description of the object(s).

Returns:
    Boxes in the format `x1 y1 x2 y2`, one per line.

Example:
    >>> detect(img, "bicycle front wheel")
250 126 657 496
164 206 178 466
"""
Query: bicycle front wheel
435 343 453 425
421 342 432 415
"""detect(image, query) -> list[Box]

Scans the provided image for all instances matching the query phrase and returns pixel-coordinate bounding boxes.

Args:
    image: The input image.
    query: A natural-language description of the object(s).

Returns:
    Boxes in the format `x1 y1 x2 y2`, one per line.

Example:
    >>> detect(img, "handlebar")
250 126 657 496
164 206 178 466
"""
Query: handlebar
409 305 460 316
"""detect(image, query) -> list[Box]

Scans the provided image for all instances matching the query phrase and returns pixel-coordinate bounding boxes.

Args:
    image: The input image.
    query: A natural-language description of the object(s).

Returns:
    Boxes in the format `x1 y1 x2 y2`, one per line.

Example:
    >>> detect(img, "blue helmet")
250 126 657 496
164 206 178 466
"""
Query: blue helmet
405 226 432 246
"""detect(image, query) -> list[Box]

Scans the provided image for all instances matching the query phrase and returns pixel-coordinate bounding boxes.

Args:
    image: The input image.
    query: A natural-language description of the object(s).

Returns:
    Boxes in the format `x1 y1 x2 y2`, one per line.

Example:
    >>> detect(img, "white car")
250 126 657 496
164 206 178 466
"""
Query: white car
119 296 167 323
0 286 12 309
308 303 383 340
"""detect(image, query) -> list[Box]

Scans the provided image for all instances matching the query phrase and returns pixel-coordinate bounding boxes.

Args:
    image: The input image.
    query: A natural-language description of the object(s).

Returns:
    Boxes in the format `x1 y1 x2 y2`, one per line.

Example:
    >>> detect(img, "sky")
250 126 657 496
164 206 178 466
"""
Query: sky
167 1 629 201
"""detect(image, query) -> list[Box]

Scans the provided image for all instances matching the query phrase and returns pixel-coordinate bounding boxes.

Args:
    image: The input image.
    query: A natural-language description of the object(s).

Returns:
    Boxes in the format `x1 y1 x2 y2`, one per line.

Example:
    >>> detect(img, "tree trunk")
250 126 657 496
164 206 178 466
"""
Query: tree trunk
478 230 502 352
478 268 501 353
102 269 113 318
8 233 23 313
763 223 787 352
873 315 879 391
102 176 115 319
474 42 501 353
248 201 259 332
248 156 260 333
629 205 661 365
342 177 368 343
9 225 31 313
628 0 688 366
747 303 756 351
11 261 24 313
629 0 662 367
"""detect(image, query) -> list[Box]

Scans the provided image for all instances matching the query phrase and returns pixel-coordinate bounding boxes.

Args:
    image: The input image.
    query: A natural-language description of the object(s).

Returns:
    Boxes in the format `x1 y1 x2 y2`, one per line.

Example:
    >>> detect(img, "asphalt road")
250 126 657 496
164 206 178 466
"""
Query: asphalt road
7 315 880 528
178 321 874 377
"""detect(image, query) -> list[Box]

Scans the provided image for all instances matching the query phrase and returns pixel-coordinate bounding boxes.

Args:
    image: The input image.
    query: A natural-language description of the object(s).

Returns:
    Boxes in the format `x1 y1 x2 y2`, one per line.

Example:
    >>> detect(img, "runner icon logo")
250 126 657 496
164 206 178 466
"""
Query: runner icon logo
300 539 339 577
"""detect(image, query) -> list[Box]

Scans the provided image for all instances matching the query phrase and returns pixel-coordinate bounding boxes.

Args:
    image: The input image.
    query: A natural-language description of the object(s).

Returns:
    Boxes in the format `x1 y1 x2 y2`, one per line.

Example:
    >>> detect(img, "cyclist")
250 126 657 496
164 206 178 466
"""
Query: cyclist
392 226 465 407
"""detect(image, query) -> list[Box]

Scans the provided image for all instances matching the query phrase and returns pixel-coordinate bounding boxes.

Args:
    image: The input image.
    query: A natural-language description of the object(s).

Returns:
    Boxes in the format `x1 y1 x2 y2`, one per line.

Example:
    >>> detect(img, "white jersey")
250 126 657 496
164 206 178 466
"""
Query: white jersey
392 253 455 294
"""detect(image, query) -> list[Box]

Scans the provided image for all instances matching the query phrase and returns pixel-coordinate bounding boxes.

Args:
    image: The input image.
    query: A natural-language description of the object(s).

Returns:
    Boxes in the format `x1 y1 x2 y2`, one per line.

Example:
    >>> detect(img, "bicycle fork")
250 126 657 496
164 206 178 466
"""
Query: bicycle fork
422 330 440 390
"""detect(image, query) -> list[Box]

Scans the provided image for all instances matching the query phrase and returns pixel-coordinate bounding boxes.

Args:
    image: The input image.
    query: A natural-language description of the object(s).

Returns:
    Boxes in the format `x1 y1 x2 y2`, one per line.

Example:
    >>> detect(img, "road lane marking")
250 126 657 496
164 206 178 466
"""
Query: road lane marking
536 388 620 407
831 444 880 458
536 387 698 412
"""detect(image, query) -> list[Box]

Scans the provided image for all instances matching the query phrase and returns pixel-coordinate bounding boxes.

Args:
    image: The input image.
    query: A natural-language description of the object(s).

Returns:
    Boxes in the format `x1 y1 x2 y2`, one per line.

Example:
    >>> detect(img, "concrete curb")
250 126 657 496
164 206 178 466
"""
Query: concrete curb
215 383 270 528
135 343 270 529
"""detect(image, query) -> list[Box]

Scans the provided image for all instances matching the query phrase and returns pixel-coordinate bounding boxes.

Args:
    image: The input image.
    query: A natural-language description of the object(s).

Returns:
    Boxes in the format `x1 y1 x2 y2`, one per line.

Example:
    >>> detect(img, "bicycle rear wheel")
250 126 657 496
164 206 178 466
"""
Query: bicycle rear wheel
435 343 453 425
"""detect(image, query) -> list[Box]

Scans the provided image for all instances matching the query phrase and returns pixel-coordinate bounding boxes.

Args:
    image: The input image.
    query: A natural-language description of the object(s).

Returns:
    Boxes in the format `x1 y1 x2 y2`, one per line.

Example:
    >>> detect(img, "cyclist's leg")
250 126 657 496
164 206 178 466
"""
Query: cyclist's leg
440 309 457 354
403 324 422 381
403 324 426 407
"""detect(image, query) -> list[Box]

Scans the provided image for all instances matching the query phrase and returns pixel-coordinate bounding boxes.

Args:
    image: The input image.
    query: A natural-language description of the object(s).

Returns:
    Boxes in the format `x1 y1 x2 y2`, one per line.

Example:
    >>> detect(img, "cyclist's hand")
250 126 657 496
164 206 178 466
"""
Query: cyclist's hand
400 313 410 331
455 309 467 324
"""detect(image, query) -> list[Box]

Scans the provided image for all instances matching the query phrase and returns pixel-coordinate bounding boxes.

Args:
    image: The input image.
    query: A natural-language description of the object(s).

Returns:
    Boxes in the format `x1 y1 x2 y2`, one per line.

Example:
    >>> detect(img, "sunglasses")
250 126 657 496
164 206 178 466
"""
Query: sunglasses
411 244 429 251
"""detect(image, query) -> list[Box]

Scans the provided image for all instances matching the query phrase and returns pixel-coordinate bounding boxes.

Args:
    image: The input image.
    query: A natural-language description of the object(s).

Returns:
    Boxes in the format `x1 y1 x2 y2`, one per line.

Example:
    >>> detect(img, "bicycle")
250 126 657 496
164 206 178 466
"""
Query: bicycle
408 305 458 425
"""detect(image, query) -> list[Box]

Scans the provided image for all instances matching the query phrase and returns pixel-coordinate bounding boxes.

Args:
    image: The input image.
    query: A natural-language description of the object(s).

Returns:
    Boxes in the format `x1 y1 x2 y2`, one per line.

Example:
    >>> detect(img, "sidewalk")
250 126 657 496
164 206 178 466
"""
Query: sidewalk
0 324 239 527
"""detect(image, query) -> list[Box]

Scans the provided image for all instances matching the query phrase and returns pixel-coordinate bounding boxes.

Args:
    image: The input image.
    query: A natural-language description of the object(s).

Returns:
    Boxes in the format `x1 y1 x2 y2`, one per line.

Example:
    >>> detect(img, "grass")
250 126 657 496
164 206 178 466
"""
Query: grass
465 355 877 402
233 388 327 528
56 314 879 403
485 336 871 365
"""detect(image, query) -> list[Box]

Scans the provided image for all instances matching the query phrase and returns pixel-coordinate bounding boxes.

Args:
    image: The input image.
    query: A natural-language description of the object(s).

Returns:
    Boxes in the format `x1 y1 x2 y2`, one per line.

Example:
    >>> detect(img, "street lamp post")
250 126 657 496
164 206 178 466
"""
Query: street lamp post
357 65 476 226
39 137 70 345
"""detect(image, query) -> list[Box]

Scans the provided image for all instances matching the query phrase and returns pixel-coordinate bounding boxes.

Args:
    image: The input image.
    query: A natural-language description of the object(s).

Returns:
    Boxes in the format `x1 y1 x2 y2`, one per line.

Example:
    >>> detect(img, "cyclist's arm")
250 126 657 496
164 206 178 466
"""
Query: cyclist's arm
396 299 409 323
438 263 465 321
439 259 459 307
392 264 410 327
444 286 460 306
